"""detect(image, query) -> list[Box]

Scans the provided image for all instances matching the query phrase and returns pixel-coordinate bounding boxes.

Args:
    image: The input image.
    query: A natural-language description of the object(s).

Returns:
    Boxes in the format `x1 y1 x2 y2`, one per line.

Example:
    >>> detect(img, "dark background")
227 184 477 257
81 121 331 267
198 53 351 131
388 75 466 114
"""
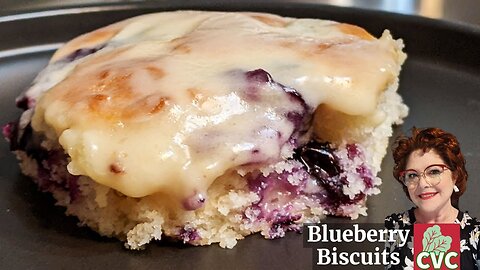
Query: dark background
1 1 479 269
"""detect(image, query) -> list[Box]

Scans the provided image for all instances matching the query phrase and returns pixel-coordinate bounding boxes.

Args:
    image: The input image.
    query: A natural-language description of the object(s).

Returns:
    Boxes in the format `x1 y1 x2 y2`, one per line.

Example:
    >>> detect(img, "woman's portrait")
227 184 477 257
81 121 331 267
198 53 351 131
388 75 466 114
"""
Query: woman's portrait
385 127 480 269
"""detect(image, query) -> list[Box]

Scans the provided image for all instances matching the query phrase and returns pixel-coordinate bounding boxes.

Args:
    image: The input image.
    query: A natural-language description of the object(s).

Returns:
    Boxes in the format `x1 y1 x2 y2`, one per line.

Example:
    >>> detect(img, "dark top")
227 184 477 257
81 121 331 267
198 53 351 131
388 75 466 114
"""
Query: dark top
385 207 480 269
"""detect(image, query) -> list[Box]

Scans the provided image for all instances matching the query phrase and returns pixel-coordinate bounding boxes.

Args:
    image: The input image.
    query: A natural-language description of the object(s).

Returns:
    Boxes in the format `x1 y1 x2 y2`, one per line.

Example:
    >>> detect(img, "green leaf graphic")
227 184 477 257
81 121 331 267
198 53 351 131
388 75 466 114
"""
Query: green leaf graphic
422 225 452 254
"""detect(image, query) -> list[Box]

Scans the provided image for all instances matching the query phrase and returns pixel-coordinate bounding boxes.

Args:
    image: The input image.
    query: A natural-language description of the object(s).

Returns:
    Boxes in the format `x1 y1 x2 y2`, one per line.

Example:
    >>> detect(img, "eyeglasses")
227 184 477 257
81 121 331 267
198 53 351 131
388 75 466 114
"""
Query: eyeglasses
399 164 450 189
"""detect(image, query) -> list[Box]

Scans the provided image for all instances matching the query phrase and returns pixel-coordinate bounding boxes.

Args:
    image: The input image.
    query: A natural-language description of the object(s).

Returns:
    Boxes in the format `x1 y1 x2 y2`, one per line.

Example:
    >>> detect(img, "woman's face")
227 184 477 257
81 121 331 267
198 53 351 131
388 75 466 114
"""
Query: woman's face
404 149 455 213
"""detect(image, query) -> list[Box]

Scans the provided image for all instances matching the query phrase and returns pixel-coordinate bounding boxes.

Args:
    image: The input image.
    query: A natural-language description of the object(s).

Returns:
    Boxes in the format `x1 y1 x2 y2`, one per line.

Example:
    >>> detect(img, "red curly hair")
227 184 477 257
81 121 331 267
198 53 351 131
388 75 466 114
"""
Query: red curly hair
392 127 467 208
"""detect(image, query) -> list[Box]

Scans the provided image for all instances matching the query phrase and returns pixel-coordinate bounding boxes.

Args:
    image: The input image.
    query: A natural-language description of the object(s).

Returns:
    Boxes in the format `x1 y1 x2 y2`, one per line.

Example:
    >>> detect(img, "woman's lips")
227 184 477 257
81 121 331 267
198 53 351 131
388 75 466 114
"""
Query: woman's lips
418 192 438 200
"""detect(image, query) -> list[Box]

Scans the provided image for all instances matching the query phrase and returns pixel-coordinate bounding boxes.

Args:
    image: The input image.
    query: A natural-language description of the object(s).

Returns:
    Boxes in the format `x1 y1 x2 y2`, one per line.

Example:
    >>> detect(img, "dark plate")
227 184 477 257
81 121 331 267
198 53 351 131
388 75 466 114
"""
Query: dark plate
1 2 480 269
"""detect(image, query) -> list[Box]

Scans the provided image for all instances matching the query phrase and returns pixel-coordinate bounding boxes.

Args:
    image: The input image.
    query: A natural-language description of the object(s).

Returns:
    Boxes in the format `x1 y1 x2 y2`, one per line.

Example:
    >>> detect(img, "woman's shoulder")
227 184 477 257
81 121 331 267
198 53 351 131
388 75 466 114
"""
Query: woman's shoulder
458 211 480 250
458 211 480 230
385 208 415 229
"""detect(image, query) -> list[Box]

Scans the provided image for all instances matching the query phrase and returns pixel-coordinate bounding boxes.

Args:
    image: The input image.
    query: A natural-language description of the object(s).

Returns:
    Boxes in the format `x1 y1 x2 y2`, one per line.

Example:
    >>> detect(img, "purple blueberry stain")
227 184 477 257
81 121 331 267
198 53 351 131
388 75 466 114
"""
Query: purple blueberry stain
285 111 305 131
67 174 81 202
242 149 268 166
267 213 302 239
356 164 374 189
346 143 363 160
35 148 81 203
60 44 106 63
2 120 82 203
179 226 200 243
247 168 303 204
2 122 15 144
245 162 309 235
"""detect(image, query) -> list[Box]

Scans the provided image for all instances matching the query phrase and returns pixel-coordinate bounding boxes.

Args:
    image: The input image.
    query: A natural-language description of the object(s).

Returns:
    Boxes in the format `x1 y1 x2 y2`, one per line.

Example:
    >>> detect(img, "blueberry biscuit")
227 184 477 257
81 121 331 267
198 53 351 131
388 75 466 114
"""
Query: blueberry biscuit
3 11 408 249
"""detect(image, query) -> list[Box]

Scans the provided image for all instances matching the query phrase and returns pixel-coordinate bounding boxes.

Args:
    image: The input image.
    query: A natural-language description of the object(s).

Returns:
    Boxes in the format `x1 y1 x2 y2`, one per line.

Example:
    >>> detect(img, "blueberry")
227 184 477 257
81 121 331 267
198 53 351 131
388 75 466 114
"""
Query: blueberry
15 96 32 110
182 192 206 211
245 69 272 84
294 140 341 178
293 141 369 210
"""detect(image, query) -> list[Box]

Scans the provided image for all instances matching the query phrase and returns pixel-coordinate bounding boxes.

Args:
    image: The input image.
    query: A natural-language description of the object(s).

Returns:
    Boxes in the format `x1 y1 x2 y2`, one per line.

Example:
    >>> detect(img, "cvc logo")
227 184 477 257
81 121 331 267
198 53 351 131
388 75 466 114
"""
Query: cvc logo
414 224 460 270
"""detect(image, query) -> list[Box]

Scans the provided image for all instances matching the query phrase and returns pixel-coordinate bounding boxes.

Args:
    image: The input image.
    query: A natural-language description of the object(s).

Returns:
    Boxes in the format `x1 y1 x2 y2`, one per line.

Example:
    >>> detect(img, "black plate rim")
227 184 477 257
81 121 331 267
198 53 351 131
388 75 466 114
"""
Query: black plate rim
1 1 479 75
1 1 479 38
0 0 480 31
